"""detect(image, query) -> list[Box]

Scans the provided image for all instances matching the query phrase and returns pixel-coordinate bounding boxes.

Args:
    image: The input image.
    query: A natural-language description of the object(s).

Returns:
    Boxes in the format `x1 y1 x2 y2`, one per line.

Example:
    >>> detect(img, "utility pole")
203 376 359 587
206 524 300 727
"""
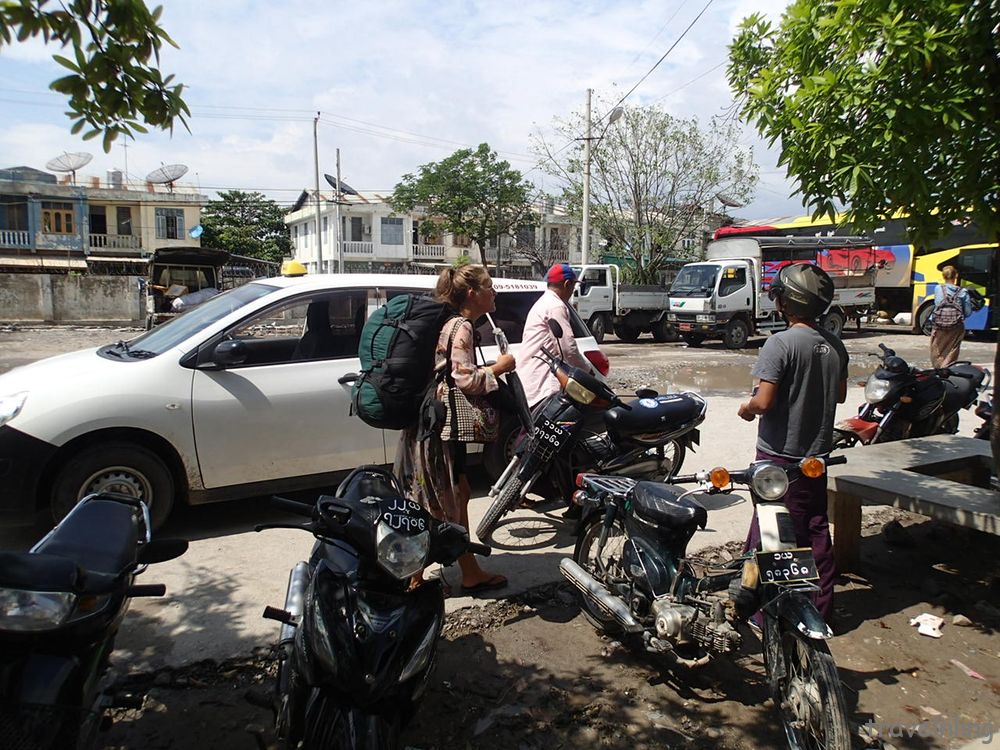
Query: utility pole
313 112 323 273
335 148 344 273
581 88 592 267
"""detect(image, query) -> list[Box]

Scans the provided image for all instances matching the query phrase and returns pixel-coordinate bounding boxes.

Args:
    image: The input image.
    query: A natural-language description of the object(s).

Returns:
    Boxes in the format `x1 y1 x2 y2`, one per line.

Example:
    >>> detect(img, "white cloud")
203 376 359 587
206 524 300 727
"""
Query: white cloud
0 0 804 218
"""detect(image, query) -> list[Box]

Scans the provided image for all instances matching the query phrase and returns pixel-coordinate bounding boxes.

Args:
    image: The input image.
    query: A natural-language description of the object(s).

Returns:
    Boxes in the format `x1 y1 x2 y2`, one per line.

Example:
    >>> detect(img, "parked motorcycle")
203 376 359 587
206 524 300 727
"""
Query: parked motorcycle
833 343 990 447
476 319 706 541
256 466 490 749
0 493 187 749
562 455 851 750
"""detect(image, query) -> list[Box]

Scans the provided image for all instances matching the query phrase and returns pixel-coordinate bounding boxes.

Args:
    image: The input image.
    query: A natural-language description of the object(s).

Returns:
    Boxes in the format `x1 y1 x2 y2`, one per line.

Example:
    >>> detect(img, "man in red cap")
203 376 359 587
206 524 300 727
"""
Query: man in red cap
516 263 594 408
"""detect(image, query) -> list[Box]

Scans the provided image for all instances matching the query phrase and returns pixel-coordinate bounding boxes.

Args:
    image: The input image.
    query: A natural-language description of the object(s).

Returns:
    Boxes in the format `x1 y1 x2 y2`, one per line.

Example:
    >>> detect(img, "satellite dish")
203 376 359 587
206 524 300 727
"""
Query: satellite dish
45 152 92 183
189 224 204 239
324 173 359 196
145 163 189 192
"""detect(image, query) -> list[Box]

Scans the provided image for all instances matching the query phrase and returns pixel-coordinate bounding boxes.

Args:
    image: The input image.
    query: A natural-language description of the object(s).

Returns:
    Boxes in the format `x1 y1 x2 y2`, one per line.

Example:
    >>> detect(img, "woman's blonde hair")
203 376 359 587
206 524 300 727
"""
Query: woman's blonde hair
435 263 491 308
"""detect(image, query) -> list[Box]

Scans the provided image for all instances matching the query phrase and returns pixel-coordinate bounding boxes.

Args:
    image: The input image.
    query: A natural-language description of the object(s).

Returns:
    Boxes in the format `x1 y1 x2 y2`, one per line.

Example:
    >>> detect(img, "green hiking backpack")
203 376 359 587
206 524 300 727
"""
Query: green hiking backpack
352 294 453 430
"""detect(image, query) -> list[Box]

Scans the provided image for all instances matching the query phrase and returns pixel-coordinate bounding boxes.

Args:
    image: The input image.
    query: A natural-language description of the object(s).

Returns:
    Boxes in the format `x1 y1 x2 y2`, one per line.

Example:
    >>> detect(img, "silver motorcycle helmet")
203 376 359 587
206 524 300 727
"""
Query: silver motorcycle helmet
768 263 835 320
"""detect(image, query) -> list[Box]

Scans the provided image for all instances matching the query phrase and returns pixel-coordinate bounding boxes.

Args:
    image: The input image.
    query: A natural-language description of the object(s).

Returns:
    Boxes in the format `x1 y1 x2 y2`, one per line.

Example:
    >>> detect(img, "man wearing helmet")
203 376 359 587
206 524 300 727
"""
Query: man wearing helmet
737 263 848 623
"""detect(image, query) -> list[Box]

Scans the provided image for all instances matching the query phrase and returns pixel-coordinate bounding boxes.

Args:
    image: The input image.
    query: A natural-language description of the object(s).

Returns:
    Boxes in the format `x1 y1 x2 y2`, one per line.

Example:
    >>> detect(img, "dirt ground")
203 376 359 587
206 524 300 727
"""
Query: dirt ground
1 325 997 749
95 509 1000 750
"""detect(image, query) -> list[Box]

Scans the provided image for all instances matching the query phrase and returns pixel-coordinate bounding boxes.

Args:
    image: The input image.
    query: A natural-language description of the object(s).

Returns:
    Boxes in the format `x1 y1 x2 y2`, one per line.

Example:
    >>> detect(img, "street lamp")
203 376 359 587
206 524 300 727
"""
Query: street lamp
581 90 623 267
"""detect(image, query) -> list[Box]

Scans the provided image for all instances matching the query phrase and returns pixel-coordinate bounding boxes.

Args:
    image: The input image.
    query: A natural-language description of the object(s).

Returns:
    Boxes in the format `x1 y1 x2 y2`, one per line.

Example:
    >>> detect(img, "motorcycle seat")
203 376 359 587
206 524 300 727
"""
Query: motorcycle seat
605 393 704 438
941 364 983 414
629 482 708 530
34 497 142 577
0 551 80 592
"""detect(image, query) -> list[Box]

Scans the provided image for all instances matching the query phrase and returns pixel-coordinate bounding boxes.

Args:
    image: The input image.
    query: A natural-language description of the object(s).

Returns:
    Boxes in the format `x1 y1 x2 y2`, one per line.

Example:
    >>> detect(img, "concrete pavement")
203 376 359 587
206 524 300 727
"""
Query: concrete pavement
116 393 983 671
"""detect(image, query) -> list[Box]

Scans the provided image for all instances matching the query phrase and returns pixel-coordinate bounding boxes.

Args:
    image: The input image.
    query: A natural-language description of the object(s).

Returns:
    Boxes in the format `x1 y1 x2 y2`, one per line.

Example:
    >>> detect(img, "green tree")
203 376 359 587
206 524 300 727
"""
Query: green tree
200 191 291 263
390 144 535 268
0 0 189 150
534 102 758 283
727 0 999 469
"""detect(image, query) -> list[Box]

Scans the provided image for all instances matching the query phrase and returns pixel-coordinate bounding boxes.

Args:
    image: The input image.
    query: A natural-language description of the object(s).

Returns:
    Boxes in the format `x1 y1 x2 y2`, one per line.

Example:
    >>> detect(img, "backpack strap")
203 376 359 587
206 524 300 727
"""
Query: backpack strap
442 316 468 388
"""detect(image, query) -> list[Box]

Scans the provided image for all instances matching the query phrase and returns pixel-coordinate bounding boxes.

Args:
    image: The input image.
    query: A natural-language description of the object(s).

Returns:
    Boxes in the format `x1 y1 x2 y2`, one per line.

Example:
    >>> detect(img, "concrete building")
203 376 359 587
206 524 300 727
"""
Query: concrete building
0 165 207 273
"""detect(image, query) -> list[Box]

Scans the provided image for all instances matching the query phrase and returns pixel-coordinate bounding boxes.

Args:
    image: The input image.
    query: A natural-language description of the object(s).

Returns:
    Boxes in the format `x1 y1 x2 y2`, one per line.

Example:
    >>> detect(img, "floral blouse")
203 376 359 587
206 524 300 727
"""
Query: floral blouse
436 317 498 396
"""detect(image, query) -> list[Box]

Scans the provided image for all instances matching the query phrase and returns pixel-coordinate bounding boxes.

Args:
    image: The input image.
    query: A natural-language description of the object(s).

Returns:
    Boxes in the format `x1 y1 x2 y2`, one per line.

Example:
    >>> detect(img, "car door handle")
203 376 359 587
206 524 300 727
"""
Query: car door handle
338 373 359 385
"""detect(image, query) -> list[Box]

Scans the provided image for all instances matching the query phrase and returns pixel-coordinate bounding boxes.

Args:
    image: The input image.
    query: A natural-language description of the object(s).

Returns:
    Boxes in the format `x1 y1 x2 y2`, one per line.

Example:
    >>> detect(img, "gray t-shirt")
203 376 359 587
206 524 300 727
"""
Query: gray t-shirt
753 325 849 458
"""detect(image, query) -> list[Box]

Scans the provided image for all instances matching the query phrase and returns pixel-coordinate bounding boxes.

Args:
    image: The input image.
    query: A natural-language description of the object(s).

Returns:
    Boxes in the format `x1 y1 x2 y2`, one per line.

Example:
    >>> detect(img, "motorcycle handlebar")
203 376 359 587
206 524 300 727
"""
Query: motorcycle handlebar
271 495 314 518
467 542 492 557
826 455 848 466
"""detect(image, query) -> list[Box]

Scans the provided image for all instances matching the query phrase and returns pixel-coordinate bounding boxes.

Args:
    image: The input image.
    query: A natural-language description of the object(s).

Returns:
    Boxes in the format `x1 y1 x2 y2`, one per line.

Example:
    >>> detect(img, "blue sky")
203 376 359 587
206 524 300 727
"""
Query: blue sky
0 0 801 219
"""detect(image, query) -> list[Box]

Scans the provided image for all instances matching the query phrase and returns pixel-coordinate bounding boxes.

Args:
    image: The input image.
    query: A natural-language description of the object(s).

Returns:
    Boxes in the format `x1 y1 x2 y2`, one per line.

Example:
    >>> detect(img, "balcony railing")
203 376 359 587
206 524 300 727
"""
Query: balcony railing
343 241 373 256
412 244 445 259
89 233 142 250
0 229 30 248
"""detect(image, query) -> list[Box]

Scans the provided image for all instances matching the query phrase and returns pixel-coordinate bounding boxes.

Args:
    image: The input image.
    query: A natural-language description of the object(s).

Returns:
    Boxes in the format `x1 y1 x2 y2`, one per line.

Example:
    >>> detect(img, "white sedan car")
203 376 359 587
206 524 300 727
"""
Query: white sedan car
0 273 608 528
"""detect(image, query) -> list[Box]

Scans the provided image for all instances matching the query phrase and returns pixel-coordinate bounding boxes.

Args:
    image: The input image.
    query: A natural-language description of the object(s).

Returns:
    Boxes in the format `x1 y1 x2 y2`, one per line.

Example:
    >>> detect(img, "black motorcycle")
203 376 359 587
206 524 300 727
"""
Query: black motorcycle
833 343 990 447
563 456 851 750
476 319 706 541
256 466 490 749
0 493 187 749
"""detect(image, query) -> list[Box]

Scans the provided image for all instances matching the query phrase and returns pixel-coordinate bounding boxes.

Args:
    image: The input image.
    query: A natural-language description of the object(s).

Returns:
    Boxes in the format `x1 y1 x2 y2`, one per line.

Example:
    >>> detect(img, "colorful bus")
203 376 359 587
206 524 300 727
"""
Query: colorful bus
715 214 996 334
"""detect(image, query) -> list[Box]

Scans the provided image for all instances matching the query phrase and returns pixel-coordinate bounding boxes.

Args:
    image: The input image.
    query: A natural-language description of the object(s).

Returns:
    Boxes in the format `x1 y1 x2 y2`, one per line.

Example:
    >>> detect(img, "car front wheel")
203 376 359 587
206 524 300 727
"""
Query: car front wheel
51 442 176 531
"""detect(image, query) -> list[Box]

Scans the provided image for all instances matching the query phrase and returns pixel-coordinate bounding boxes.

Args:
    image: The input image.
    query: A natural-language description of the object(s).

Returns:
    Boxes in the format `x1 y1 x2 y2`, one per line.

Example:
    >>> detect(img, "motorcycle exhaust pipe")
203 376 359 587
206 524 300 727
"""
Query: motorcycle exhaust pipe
281 562 310 645
559 558 641 632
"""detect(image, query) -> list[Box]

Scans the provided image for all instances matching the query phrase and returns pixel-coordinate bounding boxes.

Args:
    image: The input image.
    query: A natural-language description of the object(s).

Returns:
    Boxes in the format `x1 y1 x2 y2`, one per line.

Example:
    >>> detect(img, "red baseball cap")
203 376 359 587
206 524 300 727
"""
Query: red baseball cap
546 263 577 284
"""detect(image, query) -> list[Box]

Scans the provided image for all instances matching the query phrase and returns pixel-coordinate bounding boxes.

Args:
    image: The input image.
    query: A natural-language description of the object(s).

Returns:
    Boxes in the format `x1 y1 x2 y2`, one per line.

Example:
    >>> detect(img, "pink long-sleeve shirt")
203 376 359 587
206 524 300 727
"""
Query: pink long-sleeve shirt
515 289 591 407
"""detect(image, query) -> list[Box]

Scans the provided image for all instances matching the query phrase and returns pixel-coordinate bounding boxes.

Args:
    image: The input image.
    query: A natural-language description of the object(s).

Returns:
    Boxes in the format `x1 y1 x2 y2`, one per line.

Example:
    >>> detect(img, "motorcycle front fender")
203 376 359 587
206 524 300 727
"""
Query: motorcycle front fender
0 651 83 707
764 587 832 640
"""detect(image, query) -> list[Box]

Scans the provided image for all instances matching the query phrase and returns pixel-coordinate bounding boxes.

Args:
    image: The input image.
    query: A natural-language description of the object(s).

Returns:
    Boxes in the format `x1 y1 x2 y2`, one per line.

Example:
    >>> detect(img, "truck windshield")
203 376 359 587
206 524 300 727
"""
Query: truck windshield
670 266 718 297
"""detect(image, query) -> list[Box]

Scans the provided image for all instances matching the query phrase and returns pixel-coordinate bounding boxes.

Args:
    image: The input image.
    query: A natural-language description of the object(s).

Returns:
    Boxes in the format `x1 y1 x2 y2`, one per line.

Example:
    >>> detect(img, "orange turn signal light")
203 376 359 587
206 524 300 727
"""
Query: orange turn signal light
800 456 826 479
710 467 731 489
899 395 913 403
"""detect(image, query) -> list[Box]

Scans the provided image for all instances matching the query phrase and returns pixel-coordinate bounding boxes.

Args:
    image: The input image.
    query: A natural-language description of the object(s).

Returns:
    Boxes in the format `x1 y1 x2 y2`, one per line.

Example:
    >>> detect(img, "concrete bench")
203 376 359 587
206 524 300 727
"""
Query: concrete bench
827 435 999 572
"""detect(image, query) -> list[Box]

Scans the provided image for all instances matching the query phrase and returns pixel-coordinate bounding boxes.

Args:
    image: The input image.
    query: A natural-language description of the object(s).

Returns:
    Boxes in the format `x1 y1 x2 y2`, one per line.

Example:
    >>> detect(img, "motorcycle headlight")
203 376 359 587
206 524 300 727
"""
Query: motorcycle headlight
0 588 75 632
864 376 892 404
565 378 597 405
376 523 429 580
0 392 28 428
750 464 789 501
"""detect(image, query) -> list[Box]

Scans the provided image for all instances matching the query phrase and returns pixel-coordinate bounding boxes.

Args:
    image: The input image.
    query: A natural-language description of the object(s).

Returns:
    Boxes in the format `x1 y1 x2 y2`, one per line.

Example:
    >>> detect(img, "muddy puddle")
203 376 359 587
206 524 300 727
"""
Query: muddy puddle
652 361 879 396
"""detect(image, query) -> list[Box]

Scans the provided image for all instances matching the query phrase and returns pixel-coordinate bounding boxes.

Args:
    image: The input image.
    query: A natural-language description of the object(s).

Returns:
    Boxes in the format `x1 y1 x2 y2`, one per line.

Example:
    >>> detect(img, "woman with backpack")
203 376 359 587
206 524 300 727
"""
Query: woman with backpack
395 263 516 594
930 264 974 368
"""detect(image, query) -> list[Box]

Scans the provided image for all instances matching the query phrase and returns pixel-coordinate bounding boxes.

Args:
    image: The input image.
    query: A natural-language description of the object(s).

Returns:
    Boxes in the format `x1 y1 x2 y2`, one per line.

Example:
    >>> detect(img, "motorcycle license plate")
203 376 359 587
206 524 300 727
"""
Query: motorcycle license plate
678 323 692 331
755 548 819 584
534 418 568 452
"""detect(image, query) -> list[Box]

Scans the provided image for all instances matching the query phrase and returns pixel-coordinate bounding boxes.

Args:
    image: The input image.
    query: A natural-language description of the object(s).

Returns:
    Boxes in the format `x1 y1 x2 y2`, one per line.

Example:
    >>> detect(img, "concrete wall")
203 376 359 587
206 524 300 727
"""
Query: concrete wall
0 273 143 323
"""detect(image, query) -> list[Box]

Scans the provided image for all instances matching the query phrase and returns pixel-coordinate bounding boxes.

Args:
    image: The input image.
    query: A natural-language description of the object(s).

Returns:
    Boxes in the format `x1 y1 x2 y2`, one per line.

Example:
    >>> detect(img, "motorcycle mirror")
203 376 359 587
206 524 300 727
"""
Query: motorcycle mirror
885 356 908 374
138 538 188 565
547 319 564 339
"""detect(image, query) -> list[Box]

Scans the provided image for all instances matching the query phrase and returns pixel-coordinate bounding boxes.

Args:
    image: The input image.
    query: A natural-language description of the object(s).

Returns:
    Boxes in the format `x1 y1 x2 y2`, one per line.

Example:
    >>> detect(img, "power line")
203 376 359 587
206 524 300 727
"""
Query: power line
628 0 689 66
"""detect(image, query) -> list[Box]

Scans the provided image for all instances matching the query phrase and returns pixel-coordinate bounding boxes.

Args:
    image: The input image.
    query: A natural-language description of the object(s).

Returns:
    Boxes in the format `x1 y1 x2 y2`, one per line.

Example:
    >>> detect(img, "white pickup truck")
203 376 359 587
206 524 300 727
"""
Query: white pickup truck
571 264 673 344
666 236 878 349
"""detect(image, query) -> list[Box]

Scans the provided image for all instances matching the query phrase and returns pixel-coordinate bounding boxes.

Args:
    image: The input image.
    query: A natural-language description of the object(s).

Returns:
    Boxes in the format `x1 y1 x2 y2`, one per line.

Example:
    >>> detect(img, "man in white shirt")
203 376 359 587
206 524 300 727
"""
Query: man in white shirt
517 263 594 408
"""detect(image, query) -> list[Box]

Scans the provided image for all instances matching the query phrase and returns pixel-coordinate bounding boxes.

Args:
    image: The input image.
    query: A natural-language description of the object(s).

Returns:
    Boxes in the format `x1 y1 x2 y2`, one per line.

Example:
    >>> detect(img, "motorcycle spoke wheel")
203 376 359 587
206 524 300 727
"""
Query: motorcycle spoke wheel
476 475 525 542
768 627 851 750
662 439 686 480
572 516 628 635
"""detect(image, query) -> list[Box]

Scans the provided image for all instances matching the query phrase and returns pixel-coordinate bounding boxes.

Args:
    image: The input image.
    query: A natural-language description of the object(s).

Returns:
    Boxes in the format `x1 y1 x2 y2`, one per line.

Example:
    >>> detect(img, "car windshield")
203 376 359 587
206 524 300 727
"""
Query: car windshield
670 266 719 297
125 282 278 356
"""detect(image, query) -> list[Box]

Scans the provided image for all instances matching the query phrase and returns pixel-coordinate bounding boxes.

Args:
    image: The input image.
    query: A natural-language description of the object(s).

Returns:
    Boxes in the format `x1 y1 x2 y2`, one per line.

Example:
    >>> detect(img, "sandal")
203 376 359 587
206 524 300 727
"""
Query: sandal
461 574 508 594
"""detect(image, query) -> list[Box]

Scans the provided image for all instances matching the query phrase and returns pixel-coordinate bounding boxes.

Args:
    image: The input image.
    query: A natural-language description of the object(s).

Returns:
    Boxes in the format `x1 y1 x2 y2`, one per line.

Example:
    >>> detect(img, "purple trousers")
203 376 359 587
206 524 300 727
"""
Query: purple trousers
744 448 836 622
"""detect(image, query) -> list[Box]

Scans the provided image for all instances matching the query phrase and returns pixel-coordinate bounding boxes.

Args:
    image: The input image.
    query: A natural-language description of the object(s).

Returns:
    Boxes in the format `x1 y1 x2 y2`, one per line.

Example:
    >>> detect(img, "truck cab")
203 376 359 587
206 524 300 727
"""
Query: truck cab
571 263 673 344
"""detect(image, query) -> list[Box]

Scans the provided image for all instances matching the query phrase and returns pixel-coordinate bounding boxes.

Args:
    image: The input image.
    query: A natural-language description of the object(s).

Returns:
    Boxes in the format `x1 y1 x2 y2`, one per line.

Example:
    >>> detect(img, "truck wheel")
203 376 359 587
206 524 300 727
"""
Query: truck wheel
650 320 677 343
587 314 607 344
723 319 750 349
820 310 845 338
682 333 705 347
51 442 176 531
613 322 640 343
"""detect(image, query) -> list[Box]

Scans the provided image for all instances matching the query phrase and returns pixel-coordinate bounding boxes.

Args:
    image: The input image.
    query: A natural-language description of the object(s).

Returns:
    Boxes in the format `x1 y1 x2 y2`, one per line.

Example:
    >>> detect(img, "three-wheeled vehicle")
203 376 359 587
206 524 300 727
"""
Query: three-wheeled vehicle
144 247 231 328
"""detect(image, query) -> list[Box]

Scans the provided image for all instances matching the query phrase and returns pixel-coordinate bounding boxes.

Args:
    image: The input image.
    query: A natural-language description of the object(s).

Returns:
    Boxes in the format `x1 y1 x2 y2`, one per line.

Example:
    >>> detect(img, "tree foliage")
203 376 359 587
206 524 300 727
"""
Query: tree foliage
0 0 190 150
534 102 758 284
390 144 535 267
727 0 998 244
200 191 291 264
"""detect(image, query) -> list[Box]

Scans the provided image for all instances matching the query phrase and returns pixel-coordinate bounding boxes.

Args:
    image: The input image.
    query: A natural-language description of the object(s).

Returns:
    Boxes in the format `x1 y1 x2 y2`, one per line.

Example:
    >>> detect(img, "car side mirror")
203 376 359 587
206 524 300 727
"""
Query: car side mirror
547 319 564 339
213 339 249 367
